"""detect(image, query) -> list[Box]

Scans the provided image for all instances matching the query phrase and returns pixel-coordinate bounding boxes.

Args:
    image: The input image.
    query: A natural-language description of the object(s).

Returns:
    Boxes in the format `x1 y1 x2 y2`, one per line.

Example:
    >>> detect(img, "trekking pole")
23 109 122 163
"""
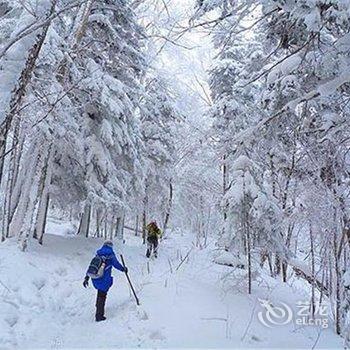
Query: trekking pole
120 254 140 306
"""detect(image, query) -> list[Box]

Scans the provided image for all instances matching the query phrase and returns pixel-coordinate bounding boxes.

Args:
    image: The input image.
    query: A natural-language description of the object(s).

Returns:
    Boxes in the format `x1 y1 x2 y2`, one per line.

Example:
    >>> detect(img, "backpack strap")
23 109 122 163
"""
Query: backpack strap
99 254 114 262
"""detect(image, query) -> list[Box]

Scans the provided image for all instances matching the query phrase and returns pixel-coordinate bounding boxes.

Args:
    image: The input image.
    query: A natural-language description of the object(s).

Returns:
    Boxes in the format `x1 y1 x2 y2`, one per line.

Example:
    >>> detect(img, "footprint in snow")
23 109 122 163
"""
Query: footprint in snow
5 315 18 327
55 266 67 276
149 330 166 341
137 309 149 321
32 277 46 290
250 335 262 342
3 304 19 327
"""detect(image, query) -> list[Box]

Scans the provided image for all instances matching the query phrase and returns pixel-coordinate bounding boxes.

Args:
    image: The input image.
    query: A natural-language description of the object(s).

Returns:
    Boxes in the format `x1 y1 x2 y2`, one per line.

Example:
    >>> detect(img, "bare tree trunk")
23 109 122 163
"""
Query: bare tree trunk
78 203 91 237
135 215 139 236
2 115 23 240
274 255 281 277
163 180 173 236
104 212 108 239
199 195 205 247
267 254 273 277
242 175 252 294
142 209 147 244
319 264 326 305
282 223 294 282
281 152 296 282
333 227 341 335
109 215 115 240
247 229 252 294
95 207 103 238
8 118 25 218
0 129 6 188
86 206 91 238
115 217 121 238
204 207 211 248
121 213 125 241
142 191 148 244
33 145 53 241
115 214 124 242
222 154 229 236
8 134 32 232
38 194 50 245
310 222 315 317
245 200 252 294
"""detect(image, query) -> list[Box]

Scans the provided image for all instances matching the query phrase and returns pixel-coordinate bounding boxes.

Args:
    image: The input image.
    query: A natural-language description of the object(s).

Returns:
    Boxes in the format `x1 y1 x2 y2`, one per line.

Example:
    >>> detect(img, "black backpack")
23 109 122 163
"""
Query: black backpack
87 255 107 279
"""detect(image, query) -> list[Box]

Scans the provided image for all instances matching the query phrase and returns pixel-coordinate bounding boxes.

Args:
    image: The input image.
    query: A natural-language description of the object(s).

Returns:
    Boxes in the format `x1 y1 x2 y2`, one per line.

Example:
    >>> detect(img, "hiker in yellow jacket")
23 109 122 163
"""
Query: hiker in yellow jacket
146 221 162 258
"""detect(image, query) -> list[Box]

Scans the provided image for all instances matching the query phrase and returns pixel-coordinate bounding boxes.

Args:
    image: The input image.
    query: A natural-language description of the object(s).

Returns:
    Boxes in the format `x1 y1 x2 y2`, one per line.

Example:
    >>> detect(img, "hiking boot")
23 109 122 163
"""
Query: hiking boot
96 316 106 322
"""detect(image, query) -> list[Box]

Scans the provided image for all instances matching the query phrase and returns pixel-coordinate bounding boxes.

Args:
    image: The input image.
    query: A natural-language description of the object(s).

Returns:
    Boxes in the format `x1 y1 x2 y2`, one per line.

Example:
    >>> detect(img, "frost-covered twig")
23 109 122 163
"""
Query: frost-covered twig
175 247 193 271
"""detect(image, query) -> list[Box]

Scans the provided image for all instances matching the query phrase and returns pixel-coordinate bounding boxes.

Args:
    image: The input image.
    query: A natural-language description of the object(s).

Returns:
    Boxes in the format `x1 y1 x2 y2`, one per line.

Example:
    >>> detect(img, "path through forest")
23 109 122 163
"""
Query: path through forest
0 222 343 348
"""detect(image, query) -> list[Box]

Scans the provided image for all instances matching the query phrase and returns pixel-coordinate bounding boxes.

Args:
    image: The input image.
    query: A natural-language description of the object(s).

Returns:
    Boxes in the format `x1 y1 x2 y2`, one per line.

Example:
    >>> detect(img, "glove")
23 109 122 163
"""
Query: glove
124 267 128 274
83 276 89 288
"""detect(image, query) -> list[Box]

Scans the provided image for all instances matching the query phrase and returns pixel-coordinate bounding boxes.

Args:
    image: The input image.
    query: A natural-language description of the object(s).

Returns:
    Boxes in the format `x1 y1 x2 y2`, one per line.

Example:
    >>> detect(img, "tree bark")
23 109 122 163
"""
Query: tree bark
142 192 148 244
38 194 50 245
245 194 252 294
163 180 173 236
115 214 125 242
78 203 91 237
135 215 139 236
222 154 229 231
310 222 315 317
33 146 53 243
333 227 341 335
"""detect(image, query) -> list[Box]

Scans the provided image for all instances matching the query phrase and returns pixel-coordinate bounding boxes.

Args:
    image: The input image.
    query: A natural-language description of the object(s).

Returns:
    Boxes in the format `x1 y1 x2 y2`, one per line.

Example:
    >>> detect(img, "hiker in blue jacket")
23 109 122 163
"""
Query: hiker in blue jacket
83 240 127 322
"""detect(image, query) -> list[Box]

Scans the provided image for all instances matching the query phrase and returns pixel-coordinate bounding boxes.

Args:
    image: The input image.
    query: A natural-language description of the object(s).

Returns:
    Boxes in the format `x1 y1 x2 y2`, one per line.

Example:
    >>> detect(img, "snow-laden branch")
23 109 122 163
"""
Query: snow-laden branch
0 1 86 61
242 32 318 87
233 71 350 146
288 258 329 297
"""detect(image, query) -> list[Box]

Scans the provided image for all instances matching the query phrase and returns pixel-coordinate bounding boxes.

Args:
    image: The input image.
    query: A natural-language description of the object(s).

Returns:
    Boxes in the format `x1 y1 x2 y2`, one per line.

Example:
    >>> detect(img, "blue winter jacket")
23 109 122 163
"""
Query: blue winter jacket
91 245 125 292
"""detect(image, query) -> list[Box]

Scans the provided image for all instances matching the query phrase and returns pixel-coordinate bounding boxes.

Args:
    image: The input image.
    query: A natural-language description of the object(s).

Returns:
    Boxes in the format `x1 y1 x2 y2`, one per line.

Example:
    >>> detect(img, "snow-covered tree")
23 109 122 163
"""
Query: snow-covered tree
192 0 350 338
0 0 150 248
139 76 180 237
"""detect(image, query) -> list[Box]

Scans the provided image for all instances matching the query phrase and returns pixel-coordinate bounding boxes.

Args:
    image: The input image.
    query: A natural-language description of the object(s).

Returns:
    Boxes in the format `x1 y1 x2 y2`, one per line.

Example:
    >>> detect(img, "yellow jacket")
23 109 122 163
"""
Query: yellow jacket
147 223 162 238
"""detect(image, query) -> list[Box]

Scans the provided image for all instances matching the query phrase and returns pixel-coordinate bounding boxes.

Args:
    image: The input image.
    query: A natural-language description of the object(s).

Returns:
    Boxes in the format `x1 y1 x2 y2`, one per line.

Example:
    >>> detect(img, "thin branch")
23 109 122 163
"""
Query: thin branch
149 34 197 50
194 74 212 106
242 32 318 87
175 247 193 271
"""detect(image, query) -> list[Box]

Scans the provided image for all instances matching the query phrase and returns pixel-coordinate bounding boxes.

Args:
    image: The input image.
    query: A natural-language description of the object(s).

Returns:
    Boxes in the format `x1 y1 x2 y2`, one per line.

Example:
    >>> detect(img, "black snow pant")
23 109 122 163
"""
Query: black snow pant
146 236 159 258
95 290 107 321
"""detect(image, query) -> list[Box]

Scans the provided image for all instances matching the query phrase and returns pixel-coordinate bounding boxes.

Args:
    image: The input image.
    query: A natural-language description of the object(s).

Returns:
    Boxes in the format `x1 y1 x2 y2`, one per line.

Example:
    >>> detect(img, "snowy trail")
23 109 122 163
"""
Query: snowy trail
0 229 343 348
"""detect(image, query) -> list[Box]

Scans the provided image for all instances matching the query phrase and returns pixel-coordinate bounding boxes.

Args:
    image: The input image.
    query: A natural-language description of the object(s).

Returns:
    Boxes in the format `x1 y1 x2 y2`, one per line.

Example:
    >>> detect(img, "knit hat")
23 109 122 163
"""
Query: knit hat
103 240 114 247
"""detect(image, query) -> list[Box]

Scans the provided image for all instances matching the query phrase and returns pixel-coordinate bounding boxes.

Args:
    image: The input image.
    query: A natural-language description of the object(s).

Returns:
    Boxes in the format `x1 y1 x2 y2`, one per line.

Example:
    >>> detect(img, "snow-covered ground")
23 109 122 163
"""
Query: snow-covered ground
0 224 343 349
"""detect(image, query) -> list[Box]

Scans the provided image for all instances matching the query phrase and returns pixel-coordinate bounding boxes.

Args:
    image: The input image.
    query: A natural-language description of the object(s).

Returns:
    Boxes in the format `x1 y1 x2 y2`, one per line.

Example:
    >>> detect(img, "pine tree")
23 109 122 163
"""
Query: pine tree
140 76 179 232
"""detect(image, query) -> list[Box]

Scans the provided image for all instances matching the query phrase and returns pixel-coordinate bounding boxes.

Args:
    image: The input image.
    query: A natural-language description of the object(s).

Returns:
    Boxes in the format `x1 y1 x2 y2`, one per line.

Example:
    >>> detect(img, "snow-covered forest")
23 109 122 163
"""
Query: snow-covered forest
0 0 350 348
